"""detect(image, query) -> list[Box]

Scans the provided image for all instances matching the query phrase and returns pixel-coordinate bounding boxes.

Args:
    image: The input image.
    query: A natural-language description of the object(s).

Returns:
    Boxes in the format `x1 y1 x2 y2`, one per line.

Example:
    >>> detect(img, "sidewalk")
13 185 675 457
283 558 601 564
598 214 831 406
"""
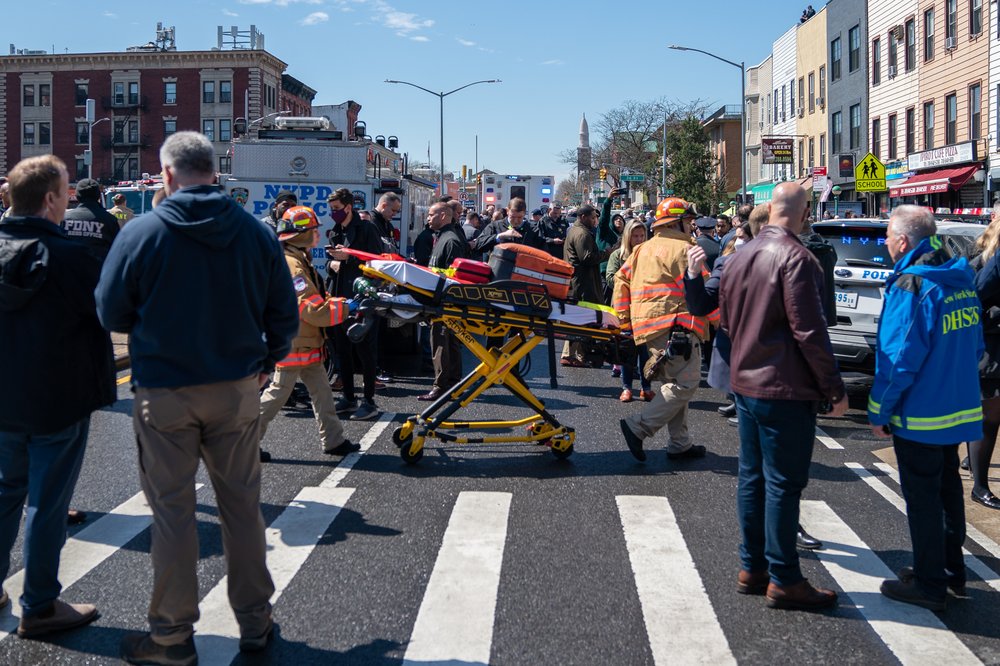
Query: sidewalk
112 332 129 370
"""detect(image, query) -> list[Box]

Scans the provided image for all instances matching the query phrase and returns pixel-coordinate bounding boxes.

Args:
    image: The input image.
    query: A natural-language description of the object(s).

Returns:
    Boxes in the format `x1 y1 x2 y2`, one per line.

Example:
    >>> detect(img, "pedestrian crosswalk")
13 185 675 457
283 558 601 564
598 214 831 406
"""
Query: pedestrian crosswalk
1 420 1000 664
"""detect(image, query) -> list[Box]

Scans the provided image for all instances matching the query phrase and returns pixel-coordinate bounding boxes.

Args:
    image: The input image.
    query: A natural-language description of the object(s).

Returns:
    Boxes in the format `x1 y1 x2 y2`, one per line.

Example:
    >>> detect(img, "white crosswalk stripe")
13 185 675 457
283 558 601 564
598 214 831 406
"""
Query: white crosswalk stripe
402 491 511 665
194 414 393 665
0 485 202 641
617 495 736 666
800 500 982 666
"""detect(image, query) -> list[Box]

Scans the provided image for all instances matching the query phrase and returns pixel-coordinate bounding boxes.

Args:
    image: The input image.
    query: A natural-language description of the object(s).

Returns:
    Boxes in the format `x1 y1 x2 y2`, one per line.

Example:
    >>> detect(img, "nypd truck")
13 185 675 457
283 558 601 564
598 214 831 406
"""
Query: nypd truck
478 174 555 213
219 117 434 275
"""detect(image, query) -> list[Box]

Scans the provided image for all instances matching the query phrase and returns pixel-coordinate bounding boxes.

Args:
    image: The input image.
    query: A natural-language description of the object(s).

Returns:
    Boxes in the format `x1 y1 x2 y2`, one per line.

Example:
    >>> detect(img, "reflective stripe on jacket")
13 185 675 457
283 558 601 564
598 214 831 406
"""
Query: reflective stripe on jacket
278 243 348 368
611 227 710 343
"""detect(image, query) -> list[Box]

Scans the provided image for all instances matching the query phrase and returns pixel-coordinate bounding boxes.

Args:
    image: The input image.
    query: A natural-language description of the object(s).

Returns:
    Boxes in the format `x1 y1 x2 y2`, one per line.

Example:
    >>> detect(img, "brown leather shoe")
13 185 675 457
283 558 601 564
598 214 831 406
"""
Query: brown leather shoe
765 580 838 610
417 389 443 401
737 570 769 595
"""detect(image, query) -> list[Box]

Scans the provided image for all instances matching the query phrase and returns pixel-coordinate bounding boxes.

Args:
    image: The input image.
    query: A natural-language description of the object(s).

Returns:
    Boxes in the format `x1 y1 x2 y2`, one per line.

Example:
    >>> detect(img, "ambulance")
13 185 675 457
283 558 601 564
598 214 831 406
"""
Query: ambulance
478 174 555 213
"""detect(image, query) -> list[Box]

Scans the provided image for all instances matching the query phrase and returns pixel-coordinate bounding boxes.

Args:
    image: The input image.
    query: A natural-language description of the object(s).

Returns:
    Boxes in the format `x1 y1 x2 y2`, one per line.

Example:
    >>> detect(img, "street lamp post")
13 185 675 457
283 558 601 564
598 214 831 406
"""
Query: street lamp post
385 79 500 195
832 185 842 217
668 46 746 206
87 117 110 180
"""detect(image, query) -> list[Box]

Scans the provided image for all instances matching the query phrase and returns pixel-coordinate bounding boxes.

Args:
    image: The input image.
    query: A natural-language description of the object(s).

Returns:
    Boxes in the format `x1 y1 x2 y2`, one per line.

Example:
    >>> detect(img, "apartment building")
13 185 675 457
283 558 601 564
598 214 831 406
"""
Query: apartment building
745 55 772 195
826 0 868 202
797 6 830 192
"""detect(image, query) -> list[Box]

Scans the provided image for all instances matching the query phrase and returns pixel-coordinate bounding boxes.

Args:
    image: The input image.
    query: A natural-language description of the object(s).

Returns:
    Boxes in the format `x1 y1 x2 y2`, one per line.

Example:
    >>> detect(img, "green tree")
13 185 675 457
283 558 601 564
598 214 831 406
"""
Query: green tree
663 116 726 214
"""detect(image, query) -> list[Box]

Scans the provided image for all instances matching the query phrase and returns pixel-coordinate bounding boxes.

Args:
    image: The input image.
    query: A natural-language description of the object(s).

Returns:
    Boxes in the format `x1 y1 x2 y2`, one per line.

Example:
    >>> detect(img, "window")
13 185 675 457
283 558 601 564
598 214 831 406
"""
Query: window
203 119 215 142
808 137 815 168
946 0 957 40
219 119 232 142
75 83 88 106
831 38 842 81
767 93 771 123
164 82 177 105
808 73 816 112
873 118 882 158
946 94 957 144
220 81 232 103
924 9 935 60
849 25 861 72
128 120 138 144
971 0 983 35
872 38 881 85
113 82 124 105
38 84 50 107
820 133 827 166
38 122 50 146
790 79 796 116
23 123 34 145
219 156 232 173
203 81 215 104
22 85 34 107
798 77 805 112
888 114 898 159
128 82 139 105
924 101 935 149
75 122 88 144
798 140 805 177
905 19 916 71
75 159 87 181
889 30 898 72
832 111 842 154
781 84 786 121
113 120 125 144
819 66 826 101
970 84 982 140
164 119 177 136
773 89 779 124
850 104 861 149
906 108 916 154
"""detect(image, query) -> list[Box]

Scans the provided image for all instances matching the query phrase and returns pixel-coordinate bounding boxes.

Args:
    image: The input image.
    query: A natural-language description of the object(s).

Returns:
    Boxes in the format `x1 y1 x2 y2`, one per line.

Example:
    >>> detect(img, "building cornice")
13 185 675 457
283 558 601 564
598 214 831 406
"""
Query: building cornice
0 49 287 72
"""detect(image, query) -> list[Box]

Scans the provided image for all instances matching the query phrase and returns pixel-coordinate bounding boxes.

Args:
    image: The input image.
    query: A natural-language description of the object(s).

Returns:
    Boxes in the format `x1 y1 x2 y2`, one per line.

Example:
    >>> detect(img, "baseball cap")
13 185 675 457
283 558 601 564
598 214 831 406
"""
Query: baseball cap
531 208 543 216
274 189 297 205
75 178 101 200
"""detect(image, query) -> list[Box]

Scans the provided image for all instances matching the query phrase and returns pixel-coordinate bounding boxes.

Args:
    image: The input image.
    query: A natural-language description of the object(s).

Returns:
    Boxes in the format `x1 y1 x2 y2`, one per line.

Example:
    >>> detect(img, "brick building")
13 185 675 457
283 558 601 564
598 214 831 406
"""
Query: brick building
702 104 743 195
1 47 302 183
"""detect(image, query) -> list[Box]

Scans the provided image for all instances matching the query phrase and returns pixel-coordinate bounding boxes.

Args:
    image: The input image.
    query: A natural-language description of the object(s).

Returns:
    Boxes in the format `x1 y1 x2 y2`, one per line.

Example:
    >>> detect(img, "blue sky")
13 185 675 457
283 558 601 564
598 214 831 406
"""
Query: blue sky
14 0 808 183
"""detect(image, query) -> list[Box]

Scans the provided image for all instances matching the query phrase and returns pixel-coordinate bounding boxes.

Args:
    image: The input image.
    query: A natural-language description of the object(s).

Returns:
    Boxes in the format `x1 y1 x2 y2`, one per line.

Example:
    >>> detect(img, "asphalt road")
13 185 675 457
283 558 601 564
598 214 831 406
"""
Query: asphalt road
3 343 1000 665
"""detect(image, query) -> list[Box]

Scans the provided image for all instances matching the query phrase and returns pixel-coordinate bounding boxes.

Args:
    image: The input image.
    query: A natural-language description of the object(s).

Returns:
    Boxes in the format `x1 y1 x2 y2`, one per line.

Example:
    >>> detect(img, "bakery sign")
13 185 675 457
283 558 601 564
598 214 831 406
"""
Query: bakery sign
907 141 977 171
762 138 794 165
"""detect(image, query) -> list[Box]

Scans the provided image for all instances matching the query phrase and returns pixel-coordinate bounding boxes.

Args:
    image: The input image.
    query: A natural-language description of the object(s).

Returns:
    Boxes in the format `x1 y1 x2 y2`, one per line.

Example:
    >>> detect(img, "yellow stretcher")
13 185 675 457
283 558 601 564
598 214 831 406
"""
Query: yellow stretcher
354 262 626 464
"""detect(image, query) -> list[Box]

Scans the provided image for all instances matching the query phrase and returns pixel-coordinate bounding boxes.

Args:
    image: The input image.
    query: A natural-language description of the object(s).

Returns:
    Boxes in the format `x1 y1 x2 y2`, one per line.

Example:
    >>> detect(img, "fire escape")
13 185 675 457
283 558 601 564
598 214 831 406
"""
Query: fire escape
102 85 150 181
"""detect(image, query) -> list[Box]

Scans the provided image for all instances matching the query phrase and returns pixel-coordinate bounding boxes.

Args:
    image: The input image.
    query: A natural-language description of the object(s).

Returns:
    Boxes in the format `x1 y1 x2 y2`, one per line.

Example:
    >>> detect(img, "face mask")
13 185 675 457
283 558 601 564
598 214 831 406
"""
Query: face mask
331 208 349 224
735 238 746 248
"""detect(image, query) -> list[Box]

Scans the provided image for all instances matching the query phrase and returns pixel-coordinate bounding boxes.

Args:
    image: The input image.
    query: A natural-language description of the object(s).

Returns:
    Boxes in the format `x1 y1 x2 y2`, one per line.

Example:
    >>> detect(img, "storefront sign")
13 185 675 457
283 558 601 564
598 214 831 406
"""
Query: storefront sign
762 138 794 165
885 159 912 180
812 166 827 192
838 154 855 178
907 141 977 171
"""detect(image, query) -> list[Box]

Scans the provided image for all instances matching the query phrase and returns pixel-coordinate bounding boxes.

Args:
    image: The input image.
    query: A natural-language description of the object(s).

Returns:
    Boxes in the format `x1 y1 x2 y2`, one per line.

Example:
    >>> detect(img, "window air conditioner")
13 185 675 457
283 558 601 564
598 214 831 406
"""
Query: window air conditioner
816 97 825 108
758 121 765 129
888 65 897 78
945 36 957 50
798 108 805 118
892 25 904 40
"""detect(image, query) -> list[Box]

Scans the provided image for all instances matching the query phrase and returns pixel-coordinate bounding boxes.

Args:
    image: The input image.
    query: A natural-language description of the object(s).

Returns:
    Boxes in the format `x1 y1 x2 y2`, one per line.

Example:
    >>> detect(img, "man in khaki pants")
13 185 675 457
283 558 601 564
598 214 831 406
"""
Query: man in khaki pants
97 132 299 665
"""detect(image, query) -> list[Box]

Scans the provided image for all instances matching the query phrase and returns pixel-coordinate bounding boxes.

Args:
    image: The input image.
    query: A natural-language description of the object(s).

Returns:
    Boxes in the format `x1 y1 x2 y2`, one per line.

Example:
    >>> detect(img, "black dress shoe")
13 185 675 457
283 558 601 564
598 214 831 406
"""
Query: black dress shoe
67 509 87 525
620 419 646 462
259 449 272 463
718 403 737 417
961 456 970 471
324 439 361 456
667 444 706 460
796 525 822 550
972 489 1000 510
417 389 443 402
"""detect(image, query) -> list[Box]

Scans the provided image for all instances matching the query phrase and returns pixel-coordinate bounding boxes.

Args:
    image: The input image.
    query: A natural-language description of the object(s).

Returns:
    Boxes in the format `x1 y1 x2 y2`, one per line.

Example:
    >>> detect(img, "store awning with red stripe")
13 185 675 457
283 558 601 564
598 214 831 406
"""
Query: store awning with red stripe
888 165 979 197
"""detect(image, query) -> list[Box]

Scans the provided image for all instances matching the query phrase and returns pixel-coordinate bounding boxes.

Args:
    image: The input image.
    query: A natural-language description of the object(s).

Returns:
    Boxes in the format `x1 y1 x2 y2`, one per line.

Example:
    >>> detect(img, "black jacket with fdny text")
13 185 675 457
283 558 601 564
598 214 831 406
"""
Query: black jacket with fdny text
61 200 120 262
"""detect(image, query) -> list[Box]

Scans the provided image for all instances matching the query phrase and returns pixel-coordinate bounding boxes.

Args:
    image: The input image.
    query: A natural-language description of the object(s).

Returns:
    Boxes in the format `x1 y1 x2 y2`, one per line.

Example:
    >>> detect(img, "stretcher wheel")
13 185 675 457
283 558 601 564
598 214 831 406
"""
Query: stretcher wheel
400 436 424 464
550 443 573 460
392 426 412 449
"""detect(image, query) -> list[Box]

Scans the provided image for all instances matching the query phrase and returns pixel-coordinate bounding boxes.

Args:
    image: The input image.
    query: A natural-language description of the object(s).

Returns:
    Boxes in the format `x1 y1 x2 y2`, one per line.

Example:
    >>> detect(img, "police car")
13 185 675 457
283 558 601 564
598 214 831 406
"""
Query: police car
811 218 984 374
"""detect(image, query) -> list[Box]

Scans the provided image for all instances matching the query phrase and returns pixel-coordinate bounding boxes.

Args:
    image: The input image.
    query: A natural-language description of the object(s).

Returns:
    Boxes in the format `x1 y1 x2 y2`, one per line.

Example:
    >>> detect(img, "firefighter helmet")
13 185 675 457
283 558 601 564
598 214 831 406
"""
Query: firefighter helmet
277 205 321 240
651 197 691 229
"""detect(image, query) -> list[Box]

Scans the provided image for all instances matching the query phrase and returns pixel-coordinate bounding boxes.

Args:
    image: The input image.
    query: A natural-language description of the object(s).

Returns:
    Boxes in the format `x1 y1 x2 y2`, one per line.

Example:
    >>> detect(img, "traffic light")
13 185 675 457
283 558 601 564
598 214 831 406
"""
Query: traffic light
599 168 607 181
476 174 482 185
462 165 467 180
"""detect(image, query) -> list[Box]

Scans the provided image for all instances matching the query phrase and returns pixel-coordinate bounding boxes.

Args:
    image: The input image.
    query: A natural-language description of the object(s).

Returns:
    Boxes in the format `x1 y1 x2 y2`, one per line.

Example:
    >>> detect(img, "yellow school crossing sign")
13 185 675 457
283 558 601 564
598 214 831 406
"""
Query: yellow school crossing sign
855 153 887 192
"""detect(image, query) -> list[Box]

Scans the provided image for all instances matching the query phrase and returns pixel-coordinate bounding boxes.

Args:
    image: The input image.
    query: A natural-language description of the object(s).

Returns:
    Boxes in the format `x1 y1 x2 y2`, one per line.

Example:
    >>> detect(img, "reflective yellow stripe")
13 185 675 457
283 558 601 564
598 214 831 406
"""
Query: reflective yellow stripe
889 407 983 431
868 397 880 415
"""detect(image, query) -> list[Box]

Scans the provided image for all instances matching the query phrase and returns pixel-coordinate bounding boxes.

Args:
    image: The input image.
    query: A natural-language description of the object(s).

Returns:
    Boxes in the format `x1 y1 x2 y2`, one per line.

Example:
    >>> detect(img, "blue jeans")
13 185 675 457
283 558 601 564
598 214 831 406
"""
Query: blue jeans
735 396 815 586
0 417 89 616
621 344 651 391
893 435 965 601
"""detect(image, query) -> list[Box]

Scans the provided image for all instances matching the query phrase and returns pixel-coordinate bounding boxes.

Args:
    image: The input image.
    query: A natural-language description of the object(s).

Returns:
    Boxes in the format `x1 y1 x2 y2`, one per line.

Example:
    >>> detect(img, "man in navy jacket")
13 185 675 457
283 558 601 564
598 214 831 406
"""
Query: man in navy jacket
97 132 298 664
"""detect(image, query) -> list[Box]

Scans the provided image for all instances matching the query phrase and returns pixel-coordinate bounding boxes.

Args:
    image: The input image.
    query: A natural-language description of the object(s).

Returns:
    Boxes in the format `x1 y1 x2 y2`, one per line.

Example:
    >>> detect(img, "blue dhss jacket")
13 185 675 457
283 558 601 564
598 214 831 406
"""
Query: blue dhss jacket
868 236 984 444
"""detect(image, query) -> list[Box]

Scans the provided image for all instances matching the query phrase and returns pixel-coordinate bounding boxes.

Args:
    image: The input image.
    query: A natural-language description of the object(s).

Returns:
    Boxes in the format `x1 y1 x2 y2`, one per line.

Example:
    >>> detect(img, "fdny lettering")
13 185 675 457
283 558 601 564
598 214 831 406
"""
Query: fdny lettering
942 306 980 334
63 219 106 239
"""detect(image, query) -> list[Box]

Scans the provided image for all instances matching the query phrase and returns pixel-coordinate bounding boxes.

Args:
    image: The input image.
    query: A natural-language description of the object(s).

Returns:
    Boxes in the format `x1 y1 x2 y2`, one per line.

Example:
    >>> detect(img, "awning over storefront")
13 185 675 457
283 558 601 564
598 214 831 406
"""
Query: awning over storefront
751 182 775 204
888 165 978 198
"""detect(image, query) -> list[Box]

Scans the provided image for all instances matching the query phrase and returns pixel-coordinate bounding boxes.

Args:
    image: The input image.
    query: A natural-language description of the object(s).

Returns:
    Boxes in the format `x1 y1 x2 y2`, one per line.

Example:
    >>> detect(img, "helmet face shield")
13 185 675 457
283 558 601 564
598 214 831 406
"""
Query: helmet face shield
277 205 320 239
651 197 691 230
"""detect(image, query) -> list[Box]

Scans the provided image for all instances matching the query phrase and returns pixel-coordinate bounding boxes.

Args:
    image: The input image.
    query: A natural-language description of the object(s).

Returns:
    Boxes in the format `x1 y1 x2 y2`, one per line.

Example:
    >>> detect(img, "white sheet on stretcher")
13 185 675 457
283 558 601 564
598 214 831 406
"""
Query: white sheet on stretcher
370 259 619 328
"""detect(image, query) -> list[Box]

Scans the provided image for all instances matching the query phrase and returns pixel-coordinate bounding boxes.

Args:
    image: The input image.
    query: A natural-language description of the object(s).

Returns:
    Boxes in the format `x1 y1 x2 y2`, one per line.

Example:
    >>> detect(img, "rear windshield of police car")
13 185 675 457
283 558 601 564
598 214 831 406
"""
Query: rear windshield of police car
814 225 891 267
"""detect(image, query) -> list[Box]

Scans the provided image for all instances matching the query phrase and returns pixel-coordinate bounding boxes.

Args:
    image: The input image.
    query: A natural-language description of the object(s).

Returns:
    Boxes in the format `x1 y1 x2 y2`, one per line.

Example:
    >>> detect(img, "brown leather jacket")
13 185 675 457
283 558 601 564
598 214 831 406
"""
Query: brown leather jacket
719 225 845 402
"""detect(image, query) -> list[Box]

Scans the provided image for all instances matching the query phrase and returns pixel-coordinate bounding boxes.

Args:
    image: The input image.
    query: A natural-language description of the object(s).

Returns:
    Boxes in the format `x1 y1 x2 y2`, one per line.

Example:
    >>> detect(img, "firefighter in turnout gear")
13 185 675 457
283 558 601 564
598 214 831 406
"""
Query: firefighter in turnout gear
613 197 712 463
258 206 360 459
